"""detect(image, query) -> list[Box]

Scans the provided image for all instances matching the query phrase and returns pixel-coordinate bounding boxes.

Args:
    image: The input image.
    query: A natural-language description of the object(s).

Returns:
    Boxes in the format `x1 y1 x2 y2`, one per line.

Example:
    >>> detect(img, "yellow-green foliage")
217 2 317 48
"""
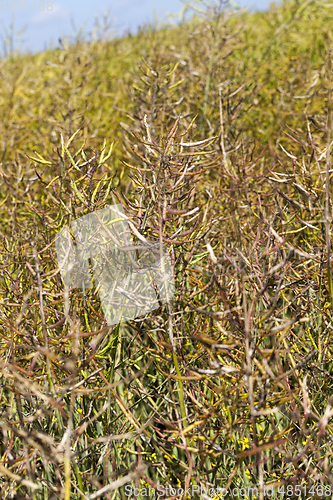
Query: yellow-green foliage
1 0 333 498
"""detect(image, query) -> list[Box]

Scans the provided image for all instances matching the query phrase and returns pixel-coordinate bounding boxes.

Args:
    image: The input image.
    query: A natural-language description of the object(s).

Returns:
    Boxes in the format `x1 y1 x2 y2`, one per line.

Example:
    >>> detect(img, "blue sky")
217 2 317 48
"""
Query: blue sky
0 0 283 57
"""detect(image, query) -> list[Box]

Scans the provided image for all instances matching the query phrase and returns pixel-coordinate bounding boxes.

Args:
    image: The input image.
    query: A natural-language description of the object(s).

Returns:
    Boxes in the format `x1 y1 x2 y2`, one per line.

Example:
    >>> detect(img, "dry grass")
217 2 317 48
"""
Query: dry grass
1 0 333 498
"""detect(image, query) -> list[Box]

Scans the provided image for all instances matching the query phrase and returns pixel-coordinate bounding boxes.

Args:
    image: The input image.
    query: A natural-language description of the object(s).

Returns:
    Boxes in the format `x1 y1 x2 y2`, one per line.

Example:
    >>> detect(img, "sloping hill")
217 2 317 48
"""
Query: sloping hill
0 0 333 498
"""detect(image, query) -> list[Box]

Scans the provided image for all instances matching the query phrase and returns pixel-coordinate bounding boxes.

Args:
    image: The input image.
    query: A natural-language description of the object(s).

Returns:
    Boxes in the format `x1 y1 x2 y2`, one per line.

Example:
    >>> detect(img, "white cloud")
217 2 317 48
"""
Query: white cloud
31 3 69 25
109 0 132 10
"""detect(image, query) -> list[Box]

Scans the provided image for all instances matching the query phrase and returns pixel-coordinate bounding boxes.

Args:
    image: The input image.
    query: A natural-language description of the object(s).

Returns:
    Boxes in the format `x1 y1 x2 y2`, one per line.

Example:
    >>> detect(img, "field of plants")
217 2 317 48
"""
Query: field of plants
1 0 333 498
